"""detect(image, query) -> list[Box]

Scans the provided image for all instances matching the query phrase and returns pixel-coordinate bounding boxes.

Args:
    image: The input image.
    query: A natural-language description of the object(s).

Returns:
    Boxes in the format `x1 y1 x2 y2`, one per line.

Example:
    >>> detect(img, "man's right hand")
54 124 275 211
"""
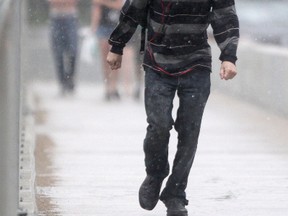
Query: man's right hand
107 52 122 70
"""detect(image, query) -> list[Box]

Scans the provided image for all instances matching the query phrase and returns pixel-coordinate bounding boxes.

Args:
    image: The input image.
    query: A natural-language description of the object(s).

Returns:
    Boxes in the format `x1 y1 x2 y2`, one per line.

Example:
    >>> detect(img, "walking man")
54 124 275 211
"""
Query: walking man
107 1 239 215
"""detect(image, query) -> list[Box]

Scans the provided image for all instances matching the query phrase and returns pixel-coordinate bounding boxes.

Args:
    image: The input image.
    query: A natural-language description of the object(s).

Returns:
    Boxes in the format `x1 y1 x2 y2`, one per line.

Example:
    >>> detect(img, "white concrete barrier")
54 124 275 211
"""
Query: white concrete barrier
0 1 22 216
211 39 288 118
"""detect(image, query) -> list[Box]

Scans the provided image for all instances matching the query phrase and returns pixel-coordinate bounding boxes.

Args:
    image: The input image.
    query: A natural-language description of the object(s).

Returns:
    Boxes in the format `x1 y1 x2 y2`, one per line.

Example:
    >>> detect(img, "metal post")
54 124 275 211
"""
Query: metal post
0 0 21 215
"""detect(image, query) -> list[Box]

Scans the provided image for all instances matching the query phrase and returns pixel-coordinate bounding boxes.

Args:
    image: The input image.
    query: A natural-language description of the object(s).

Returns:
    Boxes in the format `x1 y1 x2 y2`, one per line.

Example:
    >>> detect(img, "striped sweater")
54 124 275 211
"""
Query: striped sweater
109 0 239 76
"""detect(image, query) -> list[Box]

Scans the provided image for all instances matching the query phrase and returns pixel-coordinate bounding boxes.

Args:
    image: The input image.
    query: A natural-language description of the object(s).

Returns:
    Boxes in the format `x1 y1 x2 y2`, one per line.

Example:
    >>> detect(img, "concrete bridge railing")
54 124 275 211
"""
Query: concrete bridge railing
211 39 288 118
0 0 32 215
0 0 21 215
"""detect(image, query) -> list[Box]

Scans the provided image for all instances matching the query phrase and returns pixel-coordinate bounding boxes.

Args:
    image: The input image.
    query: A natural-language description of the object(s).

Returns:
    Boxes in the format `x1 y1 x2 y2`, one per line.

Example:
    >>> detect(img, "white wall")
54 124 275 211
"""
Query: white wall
211 39 288 118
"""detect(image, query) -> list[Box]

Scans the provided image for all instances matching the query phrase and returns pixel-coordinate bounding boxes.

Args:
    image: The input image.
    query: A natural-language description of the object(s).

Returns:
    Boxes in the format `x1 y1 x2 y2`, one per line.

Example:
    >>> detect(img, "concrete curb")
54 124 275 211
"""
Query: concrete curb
19 88 37 216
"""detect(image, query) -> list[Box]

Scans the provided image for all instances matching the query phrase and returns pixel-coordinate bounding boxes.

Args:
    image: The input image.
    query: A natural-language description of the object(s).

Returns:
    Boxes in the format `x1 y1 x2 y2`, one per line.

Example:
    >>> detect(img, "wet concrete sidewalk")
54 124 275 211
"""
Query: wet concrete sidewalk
32 81 288 216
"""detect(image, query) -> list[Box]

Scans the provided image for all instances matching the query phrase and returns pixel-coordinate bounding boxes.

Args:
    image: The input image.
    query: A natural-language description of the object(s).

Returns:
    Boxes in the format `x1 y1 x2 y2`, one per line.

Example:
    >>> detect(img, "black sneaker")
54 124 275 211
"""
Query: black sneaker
139 175 163 210
164 198 188 216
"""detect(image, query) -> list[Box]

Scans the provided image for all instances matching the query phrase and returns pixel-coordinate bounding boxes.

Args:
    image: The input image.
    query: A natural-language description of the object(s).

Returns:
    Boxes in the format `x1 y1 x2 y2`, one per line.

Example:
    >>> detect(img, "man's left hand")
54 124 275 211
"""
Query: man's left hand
220 61 237 80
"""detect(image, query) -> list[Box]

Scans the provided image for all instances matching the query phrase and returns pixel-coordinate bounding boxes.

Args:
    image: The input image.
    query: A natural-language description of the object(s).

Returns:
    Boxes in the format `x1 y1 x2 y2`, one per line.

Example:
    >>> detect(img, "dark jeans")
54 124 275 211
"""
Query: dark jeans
50 15 78 90
143 68 211 203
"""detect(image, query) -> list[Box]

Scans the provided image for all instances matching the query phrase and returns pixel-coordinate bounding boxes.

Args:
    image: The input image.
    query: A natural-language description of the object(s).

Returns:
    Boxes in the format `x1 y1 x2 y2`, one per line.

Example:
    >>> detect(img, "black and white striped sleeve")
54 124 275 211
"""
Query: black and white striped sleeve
109 0 149 55
210 0 240 64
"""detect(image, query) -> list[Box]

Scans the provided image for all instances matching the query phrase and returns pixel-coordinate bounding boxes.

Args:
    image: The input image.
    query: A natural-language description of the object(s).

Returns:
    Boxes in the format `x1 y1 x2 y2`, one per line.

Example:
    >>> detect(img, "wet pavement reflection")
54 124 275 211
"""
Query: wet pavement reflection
33 82 288 216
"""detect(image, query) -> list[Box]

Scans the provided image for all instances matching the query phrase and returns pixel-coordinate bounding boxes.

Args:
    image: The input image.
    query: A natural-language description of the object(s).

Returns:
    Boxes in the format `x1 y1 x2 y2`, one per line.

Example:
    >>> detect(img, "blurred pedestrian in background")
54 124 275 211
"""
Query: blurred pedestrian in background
127 27 144 101
91 0 123 101
48 0 79 95
119 26 144 101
